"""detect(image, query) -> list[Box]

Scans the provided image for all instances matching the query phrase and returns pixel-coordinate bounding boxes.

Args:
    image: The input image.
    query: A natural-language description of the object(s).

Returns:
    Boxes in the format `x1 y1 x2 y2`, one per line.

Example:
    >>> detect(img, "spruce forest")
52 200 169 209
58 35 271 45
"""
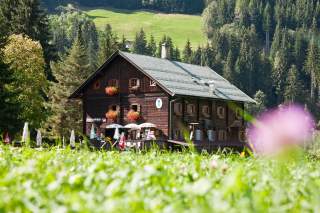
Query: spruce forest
0 0 320 138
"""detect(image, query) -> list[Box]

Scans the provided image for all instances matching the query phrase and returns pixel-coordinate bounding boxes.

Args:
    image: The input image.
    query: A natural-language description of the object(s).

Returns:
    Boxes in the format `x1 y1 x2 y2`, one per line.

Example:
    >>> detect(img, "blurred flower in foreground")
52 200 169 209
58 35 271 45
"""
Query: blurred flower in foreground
247 104 315 155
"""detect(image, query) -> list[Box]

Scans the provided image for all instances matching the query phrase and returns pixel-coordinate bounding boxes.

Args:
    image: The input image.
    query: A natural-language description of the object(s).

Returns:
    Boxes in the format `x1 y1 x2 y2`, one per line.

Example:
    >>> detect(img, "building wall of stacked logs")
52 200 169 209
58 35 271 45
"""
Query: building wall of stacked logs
83 55 246 146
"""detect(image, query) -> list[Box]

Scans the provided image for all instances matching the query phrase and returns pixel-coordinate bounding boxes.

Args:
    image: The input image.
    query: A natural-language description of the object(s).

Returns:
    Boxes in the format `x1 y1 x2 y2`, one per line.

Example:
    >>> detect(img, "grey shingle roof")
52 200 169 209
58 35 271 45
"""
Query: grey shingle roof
120 51 255 103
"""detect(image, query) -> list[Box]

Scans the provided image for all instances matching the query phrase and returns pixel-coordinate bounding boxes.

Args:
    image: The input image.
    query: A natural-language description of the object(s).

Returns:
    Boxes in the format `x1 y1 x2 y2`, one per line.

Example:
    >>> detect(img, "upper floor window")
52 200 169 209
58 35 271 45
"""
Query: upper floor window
129 78 140 89
93 80 101 90
187 104 196 116
174 103 183 116
202 105 210 118
150 80 157 87
108 79 119 88
130 104 141 112
217 106 225 119
235 108 242 120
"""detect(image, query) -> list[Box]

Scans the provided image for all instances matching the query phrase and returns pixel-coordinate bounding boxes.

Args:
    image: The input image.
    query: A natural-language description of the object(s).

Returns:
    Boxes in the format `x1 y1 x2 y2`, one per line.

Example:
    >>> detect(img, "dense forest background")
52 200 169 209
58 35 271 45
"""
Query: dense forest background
0 0 320 139
42 0 206 14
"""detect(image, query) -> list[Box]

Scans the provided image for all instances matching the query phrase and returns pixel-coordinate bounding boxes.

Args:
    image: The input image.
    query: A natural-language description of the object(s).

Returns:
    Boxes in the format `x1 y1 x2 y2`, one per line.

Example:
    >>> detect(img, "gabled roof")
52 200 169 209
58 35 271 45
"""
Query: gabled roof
70 51 255 103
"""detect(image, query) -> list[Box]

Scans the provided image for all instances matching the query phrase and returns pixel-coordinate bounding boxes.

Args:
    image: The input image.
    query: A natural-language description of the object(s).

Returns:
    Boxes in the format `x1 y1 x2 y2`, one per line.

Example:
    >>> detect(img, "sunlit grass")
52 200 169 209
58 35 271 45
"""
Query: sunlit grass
0 146 319 212
85 8 207 49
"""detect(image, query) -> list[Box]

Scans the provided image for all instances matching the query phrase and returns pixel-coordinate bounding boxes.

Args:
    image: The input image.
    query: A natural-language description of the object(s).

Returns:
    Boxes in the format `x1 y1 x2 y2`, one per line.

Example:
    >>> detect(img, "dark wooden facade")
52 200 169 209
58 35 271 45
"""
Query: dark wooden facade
79 54 247 148
82 56 170 139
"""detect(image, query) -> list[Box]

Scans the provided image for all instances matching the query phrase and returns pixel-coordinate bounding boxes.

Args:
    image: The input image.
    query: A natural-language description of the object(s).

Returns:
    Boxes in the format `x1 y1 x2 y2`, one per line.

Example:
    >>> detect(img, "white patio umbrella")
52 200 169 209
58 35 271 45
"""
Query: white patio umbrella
90 124 96 139
22 122 29 142
106 124 124 129
36 129 42 147
70 130 76 148
139 123 157 128
125 123 141 130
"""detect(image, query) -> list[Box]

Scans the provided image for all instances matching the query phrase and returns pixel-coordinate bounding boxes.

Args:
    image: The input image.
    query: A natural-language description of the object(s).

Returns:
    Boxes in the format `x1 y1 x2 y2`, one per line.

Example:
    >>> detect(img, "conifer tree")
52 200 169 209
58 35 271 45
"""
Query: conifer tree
191 46 202 65
263 2 272 54
119 35 128 51
132 28 147 54
46 31 90 138
147 35 157 57
98 24 119 65
183 39 192 63
223 50 236 83
305 36 320 101
284 65 302 103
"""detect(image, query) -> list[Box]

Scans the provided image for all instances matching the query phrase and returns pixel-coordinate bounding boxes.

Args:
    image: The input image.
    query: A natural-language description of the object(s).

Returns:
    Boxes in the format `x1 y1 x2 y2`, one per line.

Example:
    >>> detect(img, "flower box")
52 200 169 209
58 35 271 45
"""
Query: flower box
106 110 118 121
105 86 118 96
127 110 140 122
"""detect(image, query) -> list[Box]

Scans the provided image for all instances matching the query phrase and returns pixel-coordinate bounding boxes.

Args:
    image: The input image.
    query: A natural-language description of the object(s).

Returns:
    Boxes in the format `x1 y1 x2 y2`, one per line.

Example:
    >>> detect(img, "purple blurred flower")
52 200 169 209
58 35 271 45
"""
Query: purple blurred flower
247 104 315 155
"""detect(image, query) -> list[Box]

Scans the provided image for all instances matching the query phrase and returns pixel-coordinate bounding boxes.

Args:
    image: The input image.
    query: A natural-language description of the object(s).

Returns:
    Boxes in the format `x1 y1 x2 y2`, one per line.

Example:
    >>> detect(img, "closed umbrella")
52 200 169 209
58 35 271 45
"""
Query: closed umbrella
113 127 120 140
36 130 42 147
70 130 76 148
22 122 29 143
90 124 96 139
139 123 157 128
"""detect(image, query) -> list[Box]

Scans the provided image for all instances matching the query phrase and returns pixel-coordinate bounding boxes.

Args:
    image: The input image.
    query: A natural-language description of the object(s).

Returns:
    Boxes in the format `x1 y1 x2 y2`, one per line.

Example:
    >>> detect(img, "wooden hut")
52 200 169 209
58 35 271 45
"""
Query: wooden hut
69 45 255 150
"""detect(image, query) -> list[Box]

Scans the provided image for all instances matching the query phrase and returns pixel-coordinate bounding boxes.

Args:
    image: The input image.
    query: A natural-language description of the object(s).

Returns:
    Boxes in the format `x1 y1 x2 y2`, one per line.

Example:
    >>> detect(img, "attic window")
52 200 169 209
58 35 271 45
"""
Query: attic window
150 80 156 87
108 79 119 87
129 78 140 89
93 80 101 90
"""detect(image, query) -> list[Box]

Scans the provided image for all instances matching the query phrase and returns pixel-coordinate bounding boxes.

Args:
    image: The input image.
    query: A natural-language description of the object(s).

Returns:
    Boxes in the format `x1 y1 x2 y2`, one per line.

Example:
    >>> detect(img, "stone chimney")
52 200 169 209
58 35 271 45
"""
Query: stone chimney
161 43 170 59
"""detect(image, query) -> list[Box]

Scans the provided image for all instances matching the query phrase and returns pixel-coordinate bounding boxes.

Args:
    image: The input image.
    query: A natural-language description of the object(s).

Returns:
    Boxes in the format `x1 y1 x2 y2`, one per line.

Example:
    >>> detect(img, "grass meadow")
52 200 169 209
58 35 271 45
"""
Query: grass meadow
0 144 320 212
85 8 207 49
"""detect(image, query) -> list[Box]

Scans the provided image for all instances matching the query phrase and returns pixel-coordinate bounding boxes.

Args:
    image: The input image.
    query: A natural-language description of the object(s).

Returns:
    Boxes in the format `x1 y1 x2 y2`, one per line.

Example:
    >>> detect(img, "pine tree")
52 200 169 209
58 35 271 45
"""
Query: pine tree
191 46 202 65
223 50 236 83
98 24 118 65
263 2 272 54
284 65 302 103
119 35 128 51
147 35 157 57
201 43 214 67
183 39 192 63
172 47 181 61
132 28 148 54
305 36 320 101
247 90 267 116
46 32 90 138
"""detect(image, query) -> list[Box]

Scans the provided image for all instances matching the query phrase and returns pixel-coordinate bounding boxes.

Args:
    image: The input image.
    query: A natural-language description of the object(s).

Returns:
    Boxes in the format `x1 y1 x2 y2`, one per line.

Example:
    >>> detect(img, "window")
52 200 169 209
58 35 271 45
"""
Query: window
129 78 140 88
235 108 242 120
239 131 246 142
187 104 196 116
174 103 183 116
218 130 227 141
150 80 157 87
130 104 141 112
202 105 210 118
108 79 119 87
174 129 181 139
93 80 101 90
109 105 119 112
217 106 225 119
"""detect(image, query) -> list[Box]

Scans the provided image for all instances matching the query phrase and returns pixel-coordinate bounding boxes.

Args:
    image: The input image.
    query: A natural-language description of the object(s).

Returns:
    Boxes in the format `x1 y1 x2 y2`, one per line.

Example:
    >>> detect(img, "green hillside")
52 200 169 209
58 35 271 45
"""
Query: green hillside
85 8 207 49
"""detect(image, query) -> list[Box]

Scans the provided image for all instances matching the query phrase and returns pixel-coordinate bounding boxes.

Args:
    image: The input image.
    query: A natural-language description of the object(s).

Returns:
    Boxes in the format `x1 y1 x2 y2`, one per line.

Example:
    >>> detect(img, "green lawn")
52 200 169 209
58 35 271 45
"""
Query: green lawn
1 146 320 212
85 8 207 49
